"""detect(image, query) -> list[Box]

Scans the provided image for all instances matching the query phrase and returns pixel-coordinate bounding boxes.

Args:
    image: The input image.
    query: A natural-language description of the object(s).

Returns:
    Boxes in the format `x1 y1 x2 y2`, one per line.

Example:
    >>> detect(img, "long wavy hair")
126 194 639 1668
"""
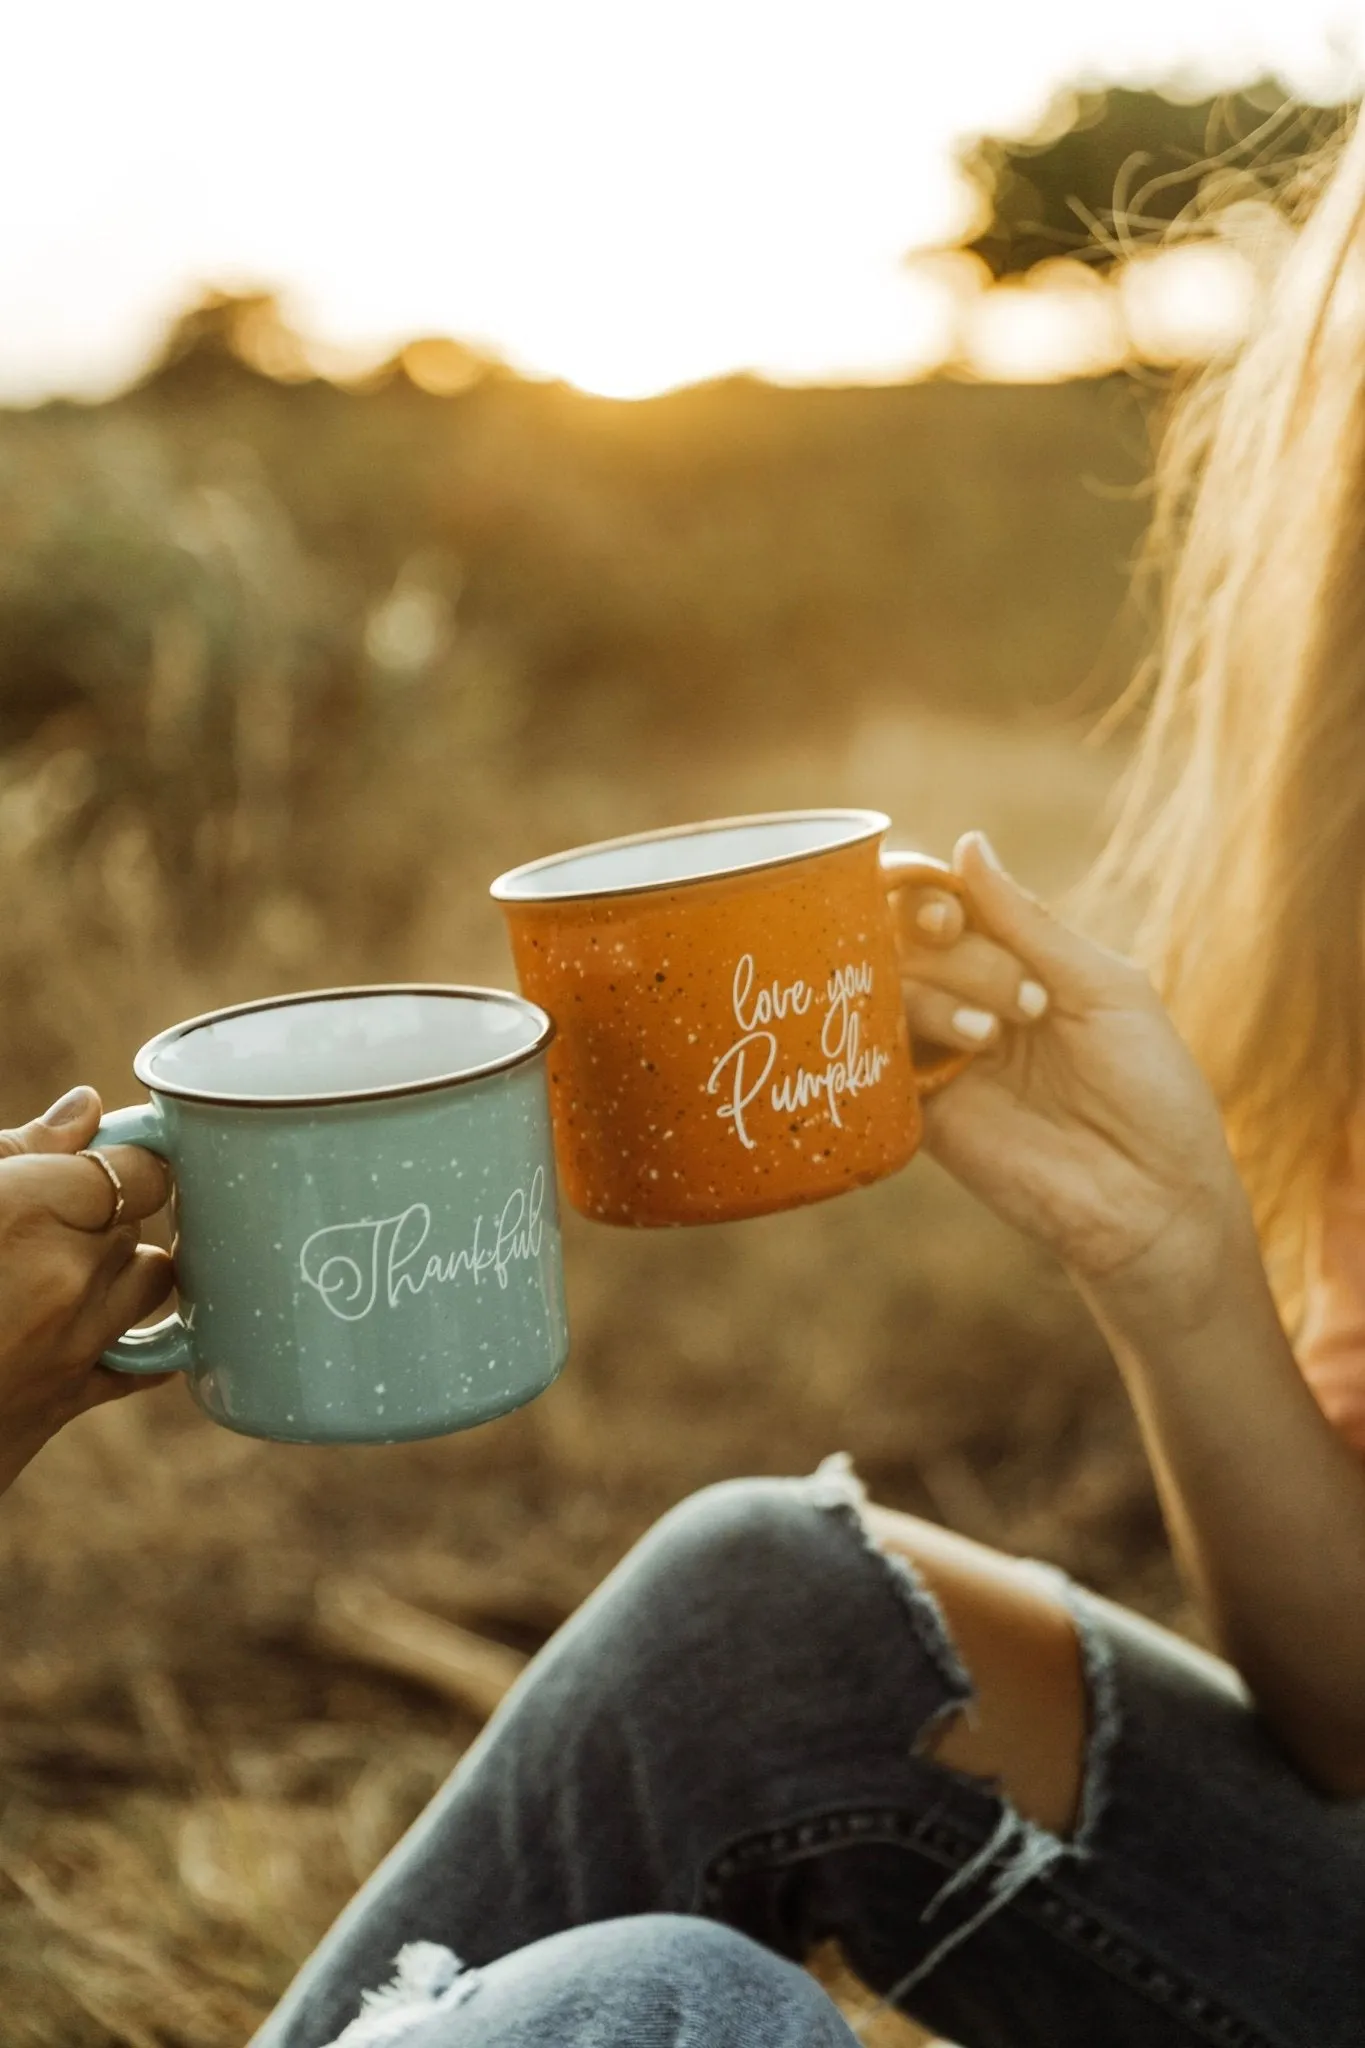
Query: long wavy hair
1086 108 1365 1313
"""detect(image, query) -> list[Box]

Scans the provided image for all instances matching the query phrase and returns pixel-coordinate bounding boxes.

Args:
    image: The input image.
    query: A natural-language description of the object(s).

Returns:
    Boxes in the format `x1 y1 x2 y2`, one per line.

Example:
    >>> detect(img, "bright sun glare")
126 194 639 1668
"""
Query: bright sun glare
0 0 1359 403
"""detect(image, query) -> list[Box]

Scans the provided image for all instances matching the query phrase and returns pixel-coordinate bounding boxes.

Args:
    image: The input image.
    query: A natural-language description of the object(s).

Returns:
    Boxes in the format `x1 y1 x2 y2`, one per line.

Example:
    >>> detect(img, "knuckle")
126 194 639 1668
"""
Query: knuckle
109 1143 164 1191
54 1250 96 1313
902 983 953 1030
39 1236 95 1302
6 1201 56 1251
106 1224 140 1263
906 934 1017 1011
0 1131 25 1160
961 933 1016 984
983 955 1030 1009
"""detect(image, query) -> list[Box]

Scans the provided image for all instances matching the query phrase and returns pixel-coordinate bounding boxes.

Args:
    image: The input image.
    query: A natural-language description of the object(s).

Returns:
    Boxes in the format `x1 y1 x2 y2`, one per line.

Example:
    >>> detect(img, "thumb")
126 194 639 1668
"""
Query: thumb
952 833 1133 1007
0 1086 103 1160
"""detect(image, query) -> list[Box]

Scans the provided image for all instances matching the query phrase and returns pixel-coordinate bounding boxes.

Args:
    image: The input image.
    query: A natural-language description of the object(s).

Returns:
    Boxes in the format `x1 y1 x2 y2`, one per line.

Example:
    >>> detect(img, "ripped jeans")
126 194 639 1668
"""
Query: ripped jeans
255 1463 1365 2048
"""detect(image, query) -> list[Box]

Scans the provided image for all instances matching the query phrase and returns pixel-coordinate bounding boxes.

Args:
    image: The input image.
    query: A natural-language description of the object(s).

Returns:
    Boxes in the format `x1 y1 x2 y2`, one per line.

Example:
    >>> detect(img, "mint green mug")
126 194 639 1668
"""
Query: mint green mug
94 986 569 1444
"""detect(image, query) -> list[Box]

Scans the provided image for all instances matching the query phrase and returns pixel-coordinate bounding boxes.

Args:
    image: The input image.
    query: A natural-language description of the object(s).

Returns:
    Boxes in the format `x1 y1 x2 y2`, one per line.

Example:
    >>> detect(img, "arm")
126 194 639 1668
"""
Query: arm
902 835 1365 1795
0 1087 174 1495
1089 1219 1365 1796
1293 1108 1365 1457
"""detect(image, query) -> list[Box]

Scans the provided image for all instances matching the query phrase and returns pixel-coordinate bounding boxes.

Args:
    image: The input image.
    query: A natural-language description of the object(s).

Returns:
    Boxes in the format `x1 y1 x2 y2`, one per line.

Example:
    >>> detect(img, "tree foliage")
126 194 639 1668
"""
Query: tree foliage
955 80 1353 279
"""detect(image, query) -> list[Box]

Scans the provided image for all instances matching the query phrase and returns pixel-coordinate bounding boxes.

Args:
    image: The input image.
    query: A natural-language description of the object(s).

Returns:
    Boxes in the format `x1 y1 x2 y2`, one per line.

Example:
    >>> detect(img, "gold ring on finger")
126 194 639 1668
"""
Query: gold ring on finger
77 1149 127 1228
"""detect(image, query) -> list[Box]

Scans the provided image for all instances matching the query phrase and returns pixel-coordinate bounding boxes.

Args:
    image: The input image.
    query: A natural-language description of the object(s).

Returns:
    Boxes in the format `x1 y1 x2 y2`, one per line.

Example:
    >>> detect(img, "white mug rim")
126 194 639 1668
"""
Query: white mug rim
489 807 891 905
131 983 555 1109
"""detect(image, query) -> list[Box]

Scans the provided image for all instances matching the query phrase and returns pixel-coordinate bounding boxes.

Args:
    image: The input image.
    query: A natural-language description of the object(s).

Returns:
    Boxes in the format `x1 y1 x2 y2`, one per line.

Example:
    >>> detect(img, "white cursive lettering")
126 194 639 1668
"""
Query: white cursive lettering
731 953 814 1032
706 1029 777 1151
770 1011 892 1127
822 959 875 1059
299 1168 546 1322
704 953 893 1150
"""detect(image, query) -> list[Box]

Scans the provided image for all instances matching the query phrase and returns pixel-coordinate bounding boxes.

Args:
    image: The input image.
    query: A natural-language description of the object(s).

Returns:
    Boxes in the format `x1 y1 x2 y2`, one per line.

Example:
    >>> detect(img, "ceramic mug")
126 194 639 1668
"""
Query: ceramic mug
93 985 569 1443
490 809 969 1226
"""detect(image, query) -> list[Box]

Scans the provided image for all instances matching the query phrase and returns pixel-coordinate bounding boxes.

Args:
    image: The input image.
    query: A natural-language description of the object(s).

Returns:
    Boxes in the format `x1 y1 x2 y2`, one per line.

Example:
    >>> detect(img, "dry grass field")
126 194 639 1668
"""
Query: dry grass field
0 336 1181 2044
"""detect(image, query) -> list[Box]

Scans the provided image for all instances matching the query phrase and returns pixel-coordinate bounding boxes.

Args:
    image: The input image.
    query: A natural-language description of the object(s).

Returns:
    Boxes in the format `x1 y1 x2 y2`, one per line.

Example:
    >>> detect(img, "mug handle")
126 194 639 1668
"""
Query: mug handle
89 1103 193 1376
880 850 974 1099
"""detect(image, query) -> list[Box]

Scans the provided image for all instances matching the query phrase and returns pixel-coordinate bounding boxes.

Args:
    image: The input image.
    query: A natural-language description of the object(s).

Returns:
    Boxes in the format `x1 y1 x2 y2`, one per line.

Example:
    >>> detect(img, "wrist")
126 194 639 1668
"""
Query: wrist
1074 1179 1271 1358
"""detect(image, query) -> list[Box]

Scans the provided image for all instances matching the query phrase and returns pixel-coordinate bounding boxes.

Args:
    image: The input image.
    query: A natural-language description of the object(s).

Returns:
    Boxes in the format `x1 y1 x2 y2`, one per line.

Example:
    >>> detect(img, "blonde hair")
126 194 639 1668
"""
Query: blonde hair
1088 108 1365 1312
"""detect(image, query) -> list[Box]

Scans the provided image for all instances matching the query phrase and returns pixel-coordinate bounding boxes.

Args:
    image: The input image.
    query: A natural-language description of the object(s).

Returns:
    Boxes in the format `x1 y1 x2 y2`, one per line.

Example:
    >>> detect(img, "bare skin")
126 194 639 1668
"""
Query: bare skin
867 842 1126 1838
869 1505 1089 1838
0 1087 174 1494
891 832 1365 1808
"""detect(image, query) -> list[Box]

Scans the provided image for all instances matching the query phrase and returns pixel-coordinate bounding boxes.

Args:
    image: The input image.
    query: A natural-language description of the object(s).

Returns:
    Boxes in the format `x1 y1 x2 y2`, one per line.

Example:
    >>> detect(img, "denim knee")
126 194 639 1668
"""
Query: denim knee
354 1916 857 2047
631 1475 839 1614
587 1467 968 1709
612 1472 890 1639
519 1467 972 1791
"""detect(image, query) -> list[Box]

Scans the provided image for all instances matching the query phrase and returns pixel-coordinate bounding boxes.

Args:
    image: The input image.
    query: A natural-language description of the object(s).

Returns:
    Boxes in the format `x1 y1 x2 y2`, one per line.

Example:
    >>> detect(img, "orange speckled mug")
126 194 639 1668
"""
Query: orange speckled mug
490 809 969 1226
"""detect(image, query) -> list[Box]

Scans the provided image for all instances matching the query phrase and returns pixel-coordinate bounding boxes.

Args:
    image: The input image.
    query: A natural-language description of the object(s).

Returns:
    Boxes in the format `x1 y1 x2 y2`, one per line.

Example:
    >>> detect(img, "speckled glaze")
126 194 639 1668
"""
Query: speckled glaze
93 993 568 1444
493 813 967 1226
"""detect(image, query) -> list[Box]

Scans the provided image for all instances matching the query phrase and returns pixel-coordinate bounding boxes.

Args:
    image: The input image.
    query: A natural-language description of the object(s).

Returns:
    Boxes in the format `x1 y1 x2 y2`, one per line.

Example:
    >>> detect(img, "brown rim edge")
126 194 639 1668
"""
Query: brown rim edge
489 807 891 906
130 984 555 1110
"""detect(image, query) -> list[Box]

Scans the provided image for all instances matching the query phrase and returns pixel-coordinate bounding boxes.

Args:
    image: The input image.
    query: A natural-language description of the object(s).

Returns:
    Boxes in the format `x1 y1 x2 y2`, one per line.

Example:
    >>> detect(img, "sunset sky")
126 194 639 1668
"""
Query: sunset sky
2 0 1359 401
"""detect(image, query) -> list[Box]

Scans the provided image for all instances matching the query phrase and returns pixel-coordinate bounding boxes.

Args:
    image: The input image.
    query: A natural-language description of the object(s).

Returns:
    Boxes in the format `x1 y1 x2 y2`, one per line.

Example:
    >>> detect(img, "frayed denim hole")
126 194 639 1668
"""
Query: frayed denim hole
801 1452 975 1748
800 1459 1121 2029
1014 1559 1121 1857
808 1458 1120 1862
322 1942 482 2048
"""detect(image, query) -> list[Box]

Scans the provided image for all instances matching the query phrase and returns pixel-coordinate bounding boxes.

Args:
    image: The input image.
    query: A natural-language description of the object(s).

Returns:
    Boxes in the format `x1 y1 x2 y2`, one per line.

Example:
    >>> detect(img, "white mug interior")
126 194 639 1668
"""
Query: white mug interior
492 810 887 902
140 990 546 1104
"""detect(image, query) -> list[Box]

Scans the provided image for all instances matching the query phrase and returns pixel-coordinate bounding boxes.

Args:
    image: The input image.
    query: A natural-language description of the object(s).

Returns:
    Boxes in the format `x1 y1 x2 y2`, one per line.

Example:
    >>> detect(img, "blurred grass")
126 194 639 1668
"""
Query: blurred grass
0 311 1179 2044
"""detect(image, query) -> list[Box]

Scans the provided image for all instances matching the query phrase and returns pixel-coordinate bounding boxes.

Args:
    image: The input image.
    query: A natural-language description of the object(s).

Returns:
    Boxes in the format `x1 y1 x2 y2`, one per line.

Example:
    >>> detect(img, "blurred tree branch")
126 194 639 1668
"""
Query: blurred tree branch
950 79 1353 278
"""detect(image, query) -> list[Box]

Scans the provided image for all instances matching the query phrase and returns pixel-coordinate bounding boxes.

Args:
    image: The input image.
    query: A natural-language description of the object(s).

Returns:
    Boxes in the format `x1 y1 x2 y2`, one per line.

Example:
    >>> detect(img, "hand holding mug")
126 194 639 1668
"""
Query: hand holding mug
0 1086 173 1493
903 832 1252 1333
896 848 1051 1053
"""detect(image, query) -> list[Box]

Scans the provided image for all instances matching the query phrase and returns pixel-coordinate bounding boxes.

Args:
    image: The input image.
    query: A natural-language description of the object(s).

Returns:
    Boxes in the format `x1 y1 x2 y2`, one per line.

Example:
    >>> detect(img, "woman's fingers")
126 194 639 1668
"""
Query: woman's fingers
952 833 1141 1009
904 981 1003 1051
75 1244 176 1362
901 930 1049 1026
0 1086 103 1159
4 1146 171 1230
86 1146 171 1225
901 835 1140 1028
902 886 967 946
0 1086 169 1227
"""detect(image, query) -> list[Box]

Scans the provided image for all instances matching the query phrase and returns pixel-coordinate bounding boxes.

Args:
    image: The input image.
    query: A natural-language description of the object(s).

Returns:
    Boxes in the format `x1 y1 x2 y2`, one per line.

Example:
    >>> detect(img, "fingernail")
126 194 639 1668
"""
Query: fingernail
975 832 1004 873
41 1086 94 1127
1018 978 1049 1020
952 1006 998 1044
916 898 951 935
